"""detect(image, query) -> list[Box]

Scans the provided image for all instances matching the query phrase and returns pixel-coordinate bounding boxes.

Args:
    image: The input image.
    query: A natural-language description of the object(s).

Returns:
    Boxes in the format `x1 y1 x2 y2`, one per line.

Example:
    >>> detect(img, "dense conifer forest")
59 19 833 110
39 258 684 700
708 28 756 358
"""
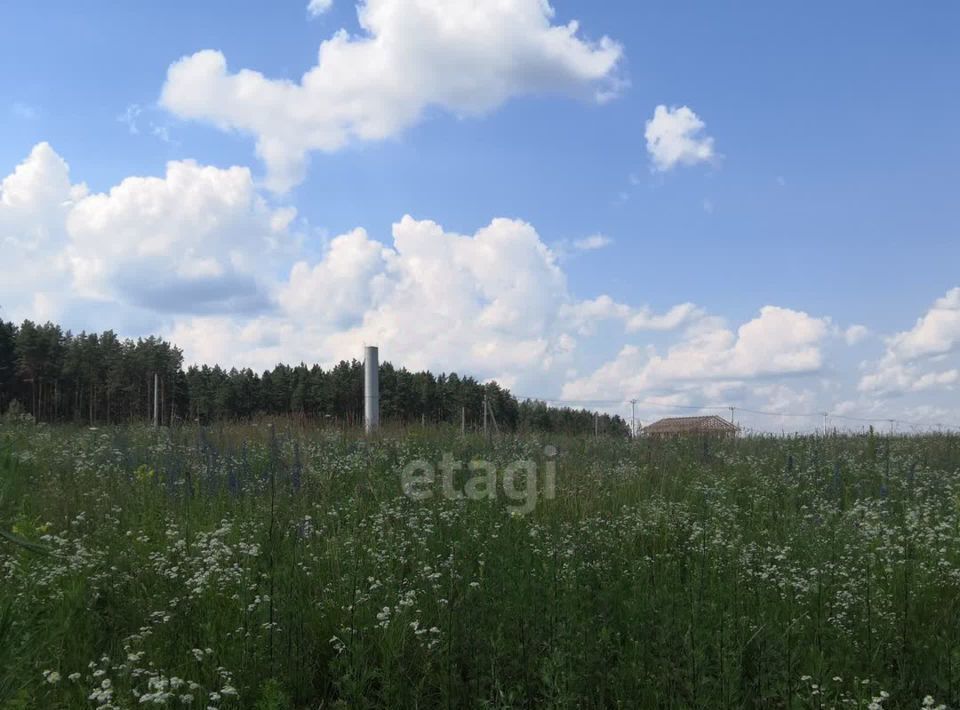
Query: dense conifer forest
0 318 628 436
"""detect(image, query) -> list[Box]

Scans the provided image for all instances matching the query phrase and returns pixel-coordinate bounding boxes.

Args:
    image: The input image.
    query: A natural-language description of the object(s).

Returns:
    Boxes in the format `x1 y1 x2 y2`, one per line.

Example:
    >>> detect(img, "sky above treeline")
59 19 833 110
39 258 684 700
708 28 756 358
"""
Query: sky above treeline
1 0 959 432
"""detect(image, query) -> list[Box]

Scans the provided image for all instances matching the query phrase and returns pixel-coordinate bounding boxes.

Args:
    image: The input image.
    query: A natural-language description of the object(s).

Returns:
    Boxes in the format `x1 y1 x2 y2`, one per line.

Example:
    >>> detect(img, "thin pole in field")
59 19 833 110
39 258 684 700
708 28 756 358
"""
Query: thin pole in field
488 399 500 435
153 372 159 428
630 398 637 438
461 406 465 437
483 395 488 442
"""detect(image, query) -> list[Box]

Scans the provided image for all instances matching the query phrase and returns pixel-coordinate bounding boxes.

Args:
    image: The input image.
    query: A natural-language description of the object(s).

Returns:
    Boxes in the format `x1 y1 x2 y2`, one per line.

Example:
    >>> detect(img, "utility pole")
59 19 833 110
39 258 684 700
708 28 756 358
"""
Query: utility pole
728 406 736 426
594 412 598 438
153 372 159 428
822 412 829 437
482 394 488 441
630 399 637 438
888 419 895 436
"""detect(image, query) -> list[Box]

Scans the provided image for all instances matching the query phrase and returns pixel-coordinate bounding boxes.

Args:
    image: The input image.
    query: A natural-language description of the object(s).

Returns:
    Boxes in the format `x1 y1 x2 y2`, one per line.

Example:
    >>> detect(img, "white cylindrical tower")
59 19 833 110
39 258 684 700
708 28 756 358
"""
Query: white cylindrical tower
364 346 379 434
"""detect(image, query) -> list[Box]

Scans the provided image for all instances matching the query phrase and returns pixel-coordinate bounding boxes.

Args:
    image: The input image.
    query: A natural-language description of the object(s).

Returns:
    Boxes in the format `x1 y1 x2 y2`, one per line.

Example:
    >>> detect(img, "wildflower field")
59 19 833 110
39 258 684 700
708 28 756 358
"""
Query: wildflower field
1 417 958 709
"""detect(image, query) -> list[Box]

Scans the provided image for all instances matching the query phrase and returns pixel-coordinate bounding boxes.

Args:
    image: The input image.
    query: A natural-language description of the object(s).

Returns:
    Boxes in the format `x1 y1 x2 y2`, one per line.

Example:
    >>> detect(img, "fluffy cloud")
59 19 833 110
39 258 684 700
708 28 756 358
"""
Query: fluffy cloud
627 303 703 332
859 363 958 395
5 144 713 395
10 142 948 430
844 324 870 345
0 142 86 320
279 227 389 328
161 0 623 190
307 0 333 17
66 159 294 314
171 216 711 392
644 105 716 172
563 306 831 401
561 296 701 336
0 143 82 249
887 288 960 361
1 143 297 324
176 215 575 382
859 288 960 395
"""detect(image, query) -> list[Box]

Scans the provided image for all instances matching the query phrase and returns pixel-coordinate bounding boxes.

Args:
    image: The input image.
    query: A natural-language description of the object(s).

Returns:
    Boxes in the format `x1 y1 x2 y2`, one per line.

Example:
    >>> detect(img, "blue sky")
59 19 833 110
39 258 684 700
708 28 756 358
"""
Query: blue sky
2 1 959 431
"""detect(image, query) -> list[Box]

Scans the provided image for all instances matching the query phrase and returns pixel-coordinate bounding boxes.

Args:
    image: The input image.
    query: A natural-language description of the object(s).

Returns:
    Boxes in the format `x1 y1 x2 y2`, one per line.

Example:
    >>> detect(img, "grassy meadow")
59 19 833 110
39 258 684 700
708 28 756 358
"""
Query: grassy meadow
1 416 958 709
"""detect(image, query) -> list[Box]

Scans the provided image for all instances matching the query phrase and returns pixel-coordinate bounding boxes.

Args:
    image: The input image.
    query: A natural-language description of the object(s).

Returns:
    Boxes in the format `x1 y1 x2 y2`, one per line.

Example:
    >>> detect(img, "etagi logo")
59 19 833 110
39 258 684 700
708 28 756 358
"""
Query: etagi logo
400 446 557 515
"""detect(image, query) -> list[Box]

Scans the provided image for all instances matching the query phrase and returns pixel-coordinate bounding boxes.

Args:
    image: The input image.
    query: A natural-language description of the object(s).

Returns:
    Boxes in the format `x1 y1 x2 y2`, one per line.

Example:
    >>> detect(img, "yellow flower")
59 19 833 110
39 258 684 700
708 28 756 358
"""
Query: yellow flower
134 464 155 483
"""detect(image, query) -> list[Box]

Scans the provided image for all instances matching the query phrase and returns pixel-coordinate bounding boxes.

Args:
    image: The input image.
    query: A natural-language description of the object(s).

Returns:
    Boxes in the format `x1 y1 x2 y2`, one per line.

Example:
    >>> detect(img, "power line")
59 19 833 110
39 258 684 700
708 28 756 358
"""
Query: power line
511 392 956 433
735 406 821 418
515 394 729 411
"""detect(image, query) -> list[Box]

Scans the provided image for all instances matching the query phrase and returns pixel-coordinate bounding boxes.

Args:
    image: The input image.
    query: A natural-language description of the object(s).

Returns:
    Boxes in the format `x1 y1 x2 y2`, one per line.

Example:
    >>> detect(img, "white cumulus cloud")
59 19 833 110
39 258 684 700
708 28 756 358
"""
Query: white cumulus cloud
859 287 960 395
171 215 581 386
888 287 960 361
281 215 573 375
160 0 624 191
1 143 298 324
0 142 87 321
563 306 831 401
9 142 933 430
644 104 716 172
66 159 295 315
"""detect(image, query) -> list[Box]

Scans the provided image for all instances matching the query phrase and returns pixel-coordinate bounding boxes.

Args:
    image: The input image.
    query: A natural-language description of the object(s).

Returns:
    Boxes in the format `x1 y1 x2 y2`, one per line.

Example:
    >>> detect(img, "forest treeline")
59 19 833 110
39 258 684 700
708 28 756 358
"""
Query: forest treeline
0 318 630 436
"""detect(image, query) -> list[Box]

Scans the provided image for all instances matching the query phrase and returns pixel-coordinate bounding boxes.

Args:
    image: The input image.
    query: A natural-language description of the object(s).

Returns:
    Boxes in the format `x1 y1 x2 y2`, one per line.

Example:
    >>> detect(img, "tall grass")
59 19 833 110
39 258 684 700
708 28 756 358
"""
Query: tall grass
0 416 958 708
